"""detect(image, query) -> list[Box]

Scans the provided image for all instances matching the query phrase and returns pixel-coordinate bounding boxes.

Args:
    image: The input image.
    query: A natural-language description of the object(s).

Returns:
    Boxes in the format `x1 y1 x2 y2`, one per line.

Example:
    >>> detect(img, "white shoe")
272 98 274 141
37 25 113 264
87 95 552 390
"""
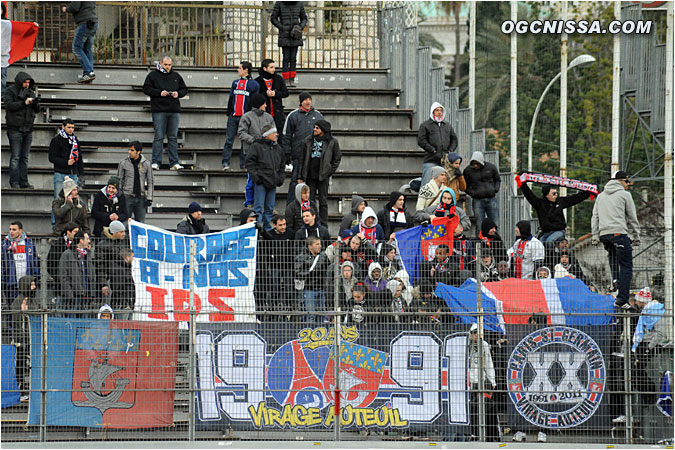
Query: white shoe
170 163 184 170
285 164 293 173
612 415 627 423
151 163 159 170
20 394 29 402
537 431 546 442
512 431 526 442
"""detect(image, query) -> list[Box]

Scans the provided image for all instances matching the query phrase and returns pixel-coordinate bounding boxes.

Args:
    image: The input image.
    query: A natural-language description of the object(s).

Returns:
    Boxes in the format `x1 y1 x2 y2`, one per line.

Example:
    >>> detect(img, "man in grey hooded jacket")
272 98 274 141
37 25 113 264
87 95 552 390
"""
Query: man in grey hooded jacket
417 102 458 187
591 171 640 309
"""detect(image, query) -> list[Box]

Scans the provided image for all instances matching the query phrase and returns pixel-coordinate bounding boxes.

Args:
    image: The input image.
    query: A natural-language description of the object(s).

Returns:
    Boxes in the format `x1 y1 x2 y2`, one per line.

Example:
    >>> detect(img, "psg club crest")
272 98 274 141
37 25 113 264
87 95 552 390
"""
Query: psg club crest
507 326 606 429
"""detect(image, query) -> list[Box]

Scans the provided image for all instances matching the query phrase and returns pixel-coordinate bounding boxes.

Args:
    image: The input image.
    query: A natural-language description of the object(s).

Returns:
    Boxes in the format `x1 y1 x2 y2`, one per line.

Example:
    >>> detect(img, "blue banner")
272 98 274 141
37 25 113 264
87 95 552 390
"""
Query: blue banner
1 344 20 408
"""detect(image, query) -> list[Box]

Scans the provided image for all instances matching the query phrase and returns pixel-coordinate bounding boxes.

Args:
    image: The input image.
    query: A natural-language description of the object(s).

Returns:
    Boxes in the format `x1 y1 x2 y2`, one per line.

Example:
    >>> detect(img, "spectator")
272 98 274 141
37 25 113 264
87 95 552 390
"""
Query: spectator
2 221 39 307
420 244 453 297
62 2 97 83
298 119 341 226
294 208 330 242
261 215 295 312
294 236 329 323
47 222 79 295
239 208 258 225
443 152 466 201
95 220 133 319
52 176 90 237
326 261 358 307
552 251 586 282
283 92 324 206
536 266 551 279
496 260 510 280
177 202 210 235
285 183 318 234
377 191 413 241
479 250 500 283
117 140 153 223
342 234 377 279
3 71 39 189
591 171 640 310
632 287 668 352
222 61 258 170
414 187 471 231
467 323 498 442
59 231 105 317
380 243 403 281
450 224 475 284
11 275 37 401
345 283 374 326
477 218 507 263
416 166 448 211
507 220 545 280
386 278 409 324
517 180 590 243
254 58 289 132
49 119 83 202
245 124 286 230
240 94 276 207
97 303 113 320
339 195 366 237
143 56 187 171
270 1 307 87
417 102 458 187
326 240 361 281
347 206 385 245
91 176 128 238
364 262 387 303
463 151 500 234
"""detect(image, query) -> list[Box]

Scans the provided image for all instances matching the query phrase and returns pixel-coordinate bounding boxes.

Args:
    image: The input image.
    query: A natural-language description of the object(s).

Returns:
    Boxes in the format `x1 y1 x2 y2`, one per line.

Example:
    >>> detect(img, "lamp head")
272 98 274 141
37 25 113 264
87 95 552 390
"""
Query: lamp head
569 54 596 70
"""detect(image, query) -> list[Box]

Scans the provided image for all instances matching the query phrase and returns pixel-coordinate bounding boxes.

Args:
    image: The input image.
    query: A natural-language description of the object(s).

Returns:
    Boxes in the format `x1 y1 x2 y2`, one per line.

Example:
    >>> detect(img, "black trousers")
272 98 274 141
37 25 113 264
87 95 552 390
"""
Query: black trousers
306 178 329 226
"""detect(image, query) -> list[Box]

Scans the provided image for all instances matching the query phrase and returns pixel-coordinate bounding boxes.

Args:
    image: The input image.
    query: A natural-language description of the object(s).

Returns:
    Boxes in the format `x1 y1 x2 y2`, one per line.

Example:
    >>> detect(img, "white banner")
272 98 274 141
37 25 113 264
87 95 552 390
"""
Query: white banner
128 220 258 324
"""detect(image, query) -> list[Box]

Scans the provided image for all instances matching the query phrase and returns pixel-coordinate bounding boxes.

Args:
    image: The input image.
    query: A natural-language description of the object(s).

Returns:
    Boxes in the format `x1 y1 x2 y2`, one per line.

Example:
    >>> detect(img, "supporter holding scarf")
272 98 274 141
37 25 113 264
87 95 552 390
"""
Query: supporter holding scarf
377 191 412 242
348 206 385 245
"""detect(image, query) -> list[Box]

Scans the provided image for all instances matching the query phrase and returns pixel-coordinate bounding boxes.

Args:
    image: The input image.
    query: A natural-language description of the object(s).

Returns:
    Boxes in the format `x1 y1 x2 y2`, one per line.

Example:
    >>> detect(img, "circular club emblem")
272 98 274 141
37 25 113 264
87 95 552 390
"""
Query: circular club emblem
507 326 605 429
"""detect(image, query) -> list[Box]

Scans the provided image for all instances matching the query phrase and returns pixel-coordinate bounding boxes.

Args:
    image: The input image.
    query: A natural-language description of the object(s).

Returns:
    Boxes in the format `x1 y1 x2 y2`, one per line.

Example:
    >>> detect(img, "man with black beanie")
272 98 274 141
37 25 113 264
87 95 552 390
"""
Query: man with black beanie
282 91 323 206
297 119 341 226
254 59 289 133
239 93 275 208
176 202 209 235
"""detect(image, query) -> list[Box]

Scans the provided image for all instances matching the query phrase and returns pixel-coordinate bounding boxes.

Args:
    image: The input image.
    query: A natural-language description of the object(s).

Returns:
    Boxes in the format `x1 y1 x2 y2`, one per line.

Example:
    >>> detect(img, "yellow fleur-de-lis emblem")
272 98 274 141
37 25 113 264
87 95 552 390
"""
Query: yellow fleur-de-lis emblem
370 353 383 367
354 348 365 361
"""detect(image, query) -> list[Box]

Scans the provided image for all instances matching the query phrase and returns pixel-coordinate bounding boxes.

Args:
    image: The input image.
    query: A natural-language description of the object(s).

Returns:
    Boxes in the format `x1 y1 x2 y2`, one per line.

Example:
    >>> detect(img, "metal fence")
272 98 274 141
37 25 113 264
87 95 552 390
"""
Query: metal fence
1 228 672 444
10 1 380 69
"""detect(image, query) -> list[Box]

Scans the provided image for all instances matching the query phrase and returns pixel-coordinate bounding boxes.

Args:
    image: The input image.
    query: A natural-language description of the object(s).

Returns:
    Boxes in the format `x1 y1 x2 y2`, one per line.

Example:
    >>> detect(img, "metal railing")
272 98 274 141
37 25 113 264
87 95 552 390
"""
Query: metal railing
11 1 381 69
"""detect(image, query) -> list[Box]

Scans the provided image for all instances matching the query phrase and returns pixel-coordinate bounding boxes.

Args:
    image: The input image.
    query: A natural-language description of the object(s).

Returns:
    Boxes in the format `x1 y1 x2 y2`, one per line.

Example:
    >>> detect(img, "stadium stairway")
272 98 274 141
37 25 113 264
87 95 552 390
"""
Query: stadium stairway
2 63 419 237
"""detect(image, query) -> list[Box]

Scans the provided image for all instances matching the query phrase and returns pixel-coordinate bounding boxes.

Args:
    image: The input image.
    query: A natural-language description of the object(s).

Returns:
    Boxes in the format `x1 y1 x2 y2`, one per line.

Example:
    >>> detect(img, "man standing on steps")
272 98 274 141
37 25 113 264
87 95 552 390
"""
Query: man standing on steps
283 91 323 206
239 93 275 207
463 151 500 235
49 118 84 227
143 55 188 171
117 141 153 223
222 61 259 170
297 120 341 227
417 102 458 187
62 2 98 84
254 59 289 134
591 171 640 310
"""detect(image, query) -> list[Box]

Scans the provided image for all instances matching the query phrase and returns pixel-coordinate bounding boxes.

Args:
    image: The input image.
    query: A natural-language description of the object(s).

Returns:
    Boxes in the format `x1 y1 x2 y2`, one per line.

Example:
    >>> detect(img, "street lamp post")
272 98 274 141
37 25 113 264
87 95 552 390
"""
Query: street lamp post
527 54 596 172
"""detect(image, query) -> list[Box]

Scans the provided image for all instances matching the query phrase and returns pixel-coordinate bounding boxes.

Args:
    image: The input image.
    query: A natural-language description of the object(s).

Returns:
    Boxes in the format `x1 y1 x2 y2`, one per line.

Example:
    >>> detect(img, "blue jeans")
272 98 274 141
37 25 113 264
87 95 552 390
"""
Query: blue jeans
7 129 33 186
1 67 7 94
126 196 146 222
302 289 325 323
282 46 299 76
472 196 499 237
151 112 180 166
72 22 97 75
53 173 79 227
222 115 241 167
421 162 438 188
253 183 276 230
244 175 254 207
539 230 565 243
600 234 633 302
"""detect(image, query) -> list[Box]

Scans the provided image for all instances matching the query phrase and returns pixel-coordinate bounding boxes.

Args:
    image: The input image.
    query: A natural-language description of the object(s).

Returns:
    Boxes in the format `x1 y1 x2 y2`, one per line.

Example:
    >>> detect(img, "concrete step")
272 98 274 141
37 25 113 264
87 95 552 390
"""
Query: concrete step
37 84 400 109
45 104 413 131
8 63 390 90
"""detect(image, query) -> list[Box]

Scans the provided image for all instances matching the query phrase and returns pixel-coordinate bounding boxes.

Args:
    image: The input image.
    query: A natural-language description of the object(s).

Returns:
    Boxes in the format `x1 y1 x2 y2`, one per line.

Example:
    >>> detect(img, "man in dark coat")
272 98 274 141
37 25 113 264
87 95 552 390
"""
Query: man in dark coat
142 55 188 171
270 1 308 86
376 191 413 241
91 175 129 238
3 71 39 188
49 119 84 202
417 102 458 187
176 202 210 235
261 214 295 313
463 151 501 235
59 231 106 317
297 119 342 226
254 59 289 132
339 195 366 237
245 124 286 230
517 178 590 243
294 208 330 243
95 220 134 319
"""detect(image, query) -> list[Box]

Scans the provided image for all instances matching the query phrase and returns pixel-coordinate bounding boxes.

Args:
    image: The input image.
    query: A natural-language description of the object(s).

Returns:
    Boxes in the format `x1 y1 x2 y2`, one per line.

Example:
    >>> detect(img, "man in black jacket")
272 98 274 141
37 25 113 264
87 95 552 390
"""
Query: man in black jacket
3 71 39 188
49 119 84 227
91 175 129 237
297 119 341 226
143 56 188 171
417 102 458 187
245 124 286 230
62 1 98 83
254 59 289 133
463 151 501 235
261 215 295 313
294 208 330 243
518 180 590 243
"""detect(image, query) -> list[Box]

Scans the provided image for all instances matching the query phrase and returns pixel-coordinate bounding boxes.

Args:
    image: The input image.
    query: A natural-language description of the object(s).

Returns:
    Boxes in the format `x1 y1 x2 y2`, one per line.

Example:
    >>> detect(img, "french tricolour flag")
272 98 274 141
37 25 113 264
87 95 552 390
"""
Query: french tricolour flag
2 19 39 65
435 277 615 334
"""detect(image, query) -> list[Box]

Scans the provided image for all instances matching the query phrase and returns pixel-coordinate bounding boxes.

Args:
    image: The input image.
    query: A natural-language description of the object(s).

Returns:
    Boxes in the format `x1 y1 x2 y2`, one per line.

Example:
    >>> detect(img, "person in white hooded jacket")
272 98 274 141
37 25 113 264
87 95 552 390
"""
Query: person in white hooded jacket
346 206 385 244
417 101 458 187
